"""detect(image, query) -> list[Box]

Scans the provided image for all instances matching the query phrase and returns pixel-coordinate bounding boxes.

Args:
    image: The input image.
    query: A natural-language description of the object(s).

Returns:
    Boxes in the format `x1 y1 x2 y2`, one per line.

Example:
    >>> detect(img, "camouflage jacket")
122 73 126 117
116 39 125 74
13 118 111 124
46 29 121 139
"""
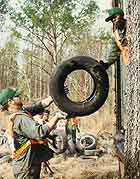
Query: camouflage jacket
107 20 127 65
11 103 53 176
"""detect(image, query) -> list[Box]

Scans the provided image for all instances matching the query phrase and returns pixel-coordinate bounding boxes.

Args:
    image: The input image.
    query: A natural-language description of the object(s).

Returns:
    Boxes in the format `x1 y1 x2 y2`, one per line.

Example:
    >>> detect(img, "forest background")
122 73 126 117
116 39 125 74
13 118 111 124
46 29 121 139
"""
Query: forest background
0 0 114 134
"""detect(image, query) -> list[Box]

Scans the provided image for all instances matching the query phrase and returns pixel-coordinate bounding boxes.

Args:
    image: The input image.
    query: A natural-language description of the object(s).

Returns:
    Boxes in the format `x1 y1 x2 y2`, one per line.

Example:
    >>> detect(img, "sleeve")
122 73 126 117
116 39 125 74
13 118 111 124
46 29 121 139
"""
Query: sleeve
14 115 49 139
23 103 44 116
107 38 121 66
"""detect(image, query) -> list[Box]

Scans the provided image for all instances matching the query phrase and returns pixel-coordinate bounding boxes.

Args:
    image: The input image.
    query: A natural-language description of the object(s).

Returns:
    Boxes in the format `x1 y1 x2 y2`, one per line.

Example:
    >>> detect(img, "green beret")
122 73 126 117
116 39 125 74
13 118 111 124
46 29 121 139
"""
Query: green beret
0 87 21 106
105 7 124 22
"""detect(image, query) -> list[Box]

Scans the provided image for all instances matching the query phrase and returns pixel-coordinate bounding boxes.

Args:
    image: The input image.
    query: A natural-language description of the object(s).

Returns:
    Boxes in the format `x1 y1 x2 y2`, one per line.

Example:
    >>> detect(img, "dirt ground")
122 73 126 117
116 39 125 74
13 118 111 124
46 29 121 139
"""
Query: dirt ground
0 130 121 179
41 153 120 179
0 153 119 179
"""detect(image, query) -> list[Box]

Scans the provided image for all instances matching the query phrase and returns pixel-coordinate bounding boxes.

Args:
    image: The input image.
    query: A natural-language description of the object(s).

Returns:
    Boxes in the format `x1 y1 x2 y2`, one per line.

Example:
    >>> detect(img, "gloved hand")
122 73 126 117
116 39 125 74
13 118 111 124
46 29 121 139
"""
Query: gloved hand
55 112 66 119
99 60 109 70
41 96 53 107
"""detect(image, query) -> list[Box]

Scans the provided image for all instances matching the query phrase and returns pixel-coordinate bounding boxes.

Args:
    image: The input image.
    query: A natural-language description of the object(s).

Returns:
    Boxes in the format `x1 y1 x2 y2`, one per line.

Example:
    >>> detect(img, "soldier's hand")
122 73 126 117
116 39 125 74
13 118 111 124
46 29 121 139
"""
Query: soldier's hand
99 60 109 70
41 96 53 107
55 112 66 119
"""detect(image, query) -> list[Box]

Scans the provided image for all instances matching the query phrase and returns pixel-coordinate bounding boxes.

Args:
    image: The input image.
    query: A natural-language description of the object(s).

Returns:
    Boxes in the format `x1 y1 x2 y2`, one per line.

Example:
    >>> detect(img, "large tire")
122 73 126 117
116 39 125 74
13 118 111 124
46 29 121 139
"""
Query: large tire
79 133 97 150
49 56 109 116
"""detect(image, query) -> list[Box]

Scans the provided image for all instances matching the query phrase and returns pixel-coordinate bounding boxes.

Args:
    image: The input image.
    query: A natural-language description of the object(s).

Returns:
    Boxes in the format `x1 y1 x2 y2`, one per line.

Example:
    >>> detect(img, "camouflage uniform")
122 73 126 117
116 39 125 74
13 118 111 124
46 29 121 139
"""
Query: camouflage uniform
107 20 127 66
66 117 79 154
11 103 53 179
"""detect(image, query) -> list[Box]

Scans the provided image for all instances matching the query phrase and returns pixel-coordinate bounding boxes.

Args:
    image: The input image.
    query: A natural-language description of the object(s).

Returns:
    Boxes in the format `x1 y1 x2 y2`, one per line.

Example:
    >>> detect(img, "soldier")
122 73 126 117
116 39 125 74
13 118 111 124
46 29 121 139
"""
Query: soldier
66 117 80 155
100 7 128 69
104 8 127 177
42 109 50 122
0 87 65 179
34 109 50 124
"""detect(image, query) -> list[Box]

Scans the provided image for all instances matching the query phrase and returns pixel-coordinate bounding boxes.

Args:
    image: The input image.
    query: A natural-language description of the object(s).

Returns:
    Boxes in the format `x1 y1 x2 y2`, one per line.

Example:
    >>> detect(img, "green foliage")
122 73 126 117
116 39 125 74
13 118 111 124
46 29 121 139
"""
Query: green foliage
9 0 98 44
0 0 9 14
11 28 22 39
98 30 111 42
0 40 17 62
0 40 18 89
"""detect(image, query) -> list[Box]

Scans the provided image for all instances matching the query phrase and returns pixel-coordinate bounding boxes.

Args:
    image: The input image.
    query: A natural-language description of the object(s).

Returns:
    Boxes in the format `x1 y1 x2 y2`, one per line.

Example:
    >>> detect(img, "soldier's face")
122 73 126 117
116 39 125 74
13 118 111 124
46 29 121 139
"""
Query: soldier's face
111 14 124 27
10 96 23 107
43 112 49 121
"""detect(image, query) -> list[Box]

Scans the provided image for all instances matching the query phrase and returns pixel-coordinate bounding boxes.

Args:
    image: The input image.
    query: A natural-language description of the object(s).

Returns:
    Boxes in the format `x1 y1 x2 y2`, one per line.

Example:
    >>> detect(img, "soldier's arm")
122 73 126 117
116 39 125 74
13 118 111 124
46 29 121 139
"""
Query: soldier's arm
14 113 64 139
107 38 120 66
23 96 53 116
46 112 66 132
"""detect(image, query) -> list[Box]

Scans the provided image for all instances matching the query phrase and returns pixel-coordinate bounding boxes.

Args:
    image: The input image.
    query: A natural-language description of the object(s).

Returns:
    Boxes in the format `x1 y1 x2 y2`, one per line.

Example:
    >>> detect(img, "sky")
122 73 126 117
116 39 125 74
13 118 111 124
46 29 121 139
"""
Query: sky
0 0 113 48
95 0 112 10
93 0 112 34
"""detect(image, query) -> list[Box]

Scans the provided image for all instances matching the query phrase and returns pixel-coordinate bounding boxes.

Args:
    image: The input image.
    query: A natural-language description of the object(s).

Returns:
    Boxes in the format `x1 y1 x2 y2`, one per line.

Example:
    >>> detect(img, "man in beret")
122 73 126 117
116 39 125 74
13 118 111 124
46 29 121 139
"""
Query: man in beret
42 109 50 122
100 7 128 69
34 109 50 124
0 87 65 179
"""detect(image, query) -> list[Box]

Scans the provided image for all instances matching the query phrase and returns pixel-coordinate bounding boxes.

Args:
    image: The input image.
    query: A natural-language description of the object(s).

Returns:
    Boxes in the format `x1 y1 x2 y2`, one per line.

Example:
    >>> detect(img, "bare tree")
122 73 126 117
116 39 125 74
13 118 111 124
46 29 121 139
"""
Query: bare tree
0 41 18 89
124 0 140 178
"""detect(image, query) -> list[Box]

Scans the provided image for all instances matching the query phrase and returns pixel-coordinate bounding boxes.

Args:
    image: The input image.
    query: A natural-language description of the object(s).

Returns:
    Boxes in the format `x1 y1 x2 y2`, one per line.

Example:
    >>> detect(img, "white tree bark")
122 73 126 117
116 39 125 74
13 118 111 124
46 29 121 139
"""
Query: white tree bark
125 0 140 178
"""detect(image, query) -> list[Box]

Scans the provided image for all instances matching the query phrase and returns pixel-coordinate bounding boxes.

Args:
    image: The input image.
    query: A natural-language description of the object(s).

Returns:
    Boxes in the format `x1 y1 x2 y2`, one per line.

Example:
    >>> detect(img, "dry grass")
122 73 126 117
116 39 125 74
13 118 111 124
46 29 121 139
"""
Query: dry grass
0 163 14 179
79 102 116 136
44 154 119 179
0 154 119 179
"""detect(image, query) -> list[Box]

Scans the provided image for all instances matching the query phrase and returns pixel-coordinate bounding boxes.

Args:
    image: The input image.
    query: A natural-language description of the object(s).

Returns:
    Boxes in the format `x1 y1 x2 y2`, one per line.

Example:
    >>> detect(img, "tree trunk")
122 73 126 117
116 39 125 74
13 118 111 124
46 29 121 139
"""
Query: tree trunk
124 0 140 178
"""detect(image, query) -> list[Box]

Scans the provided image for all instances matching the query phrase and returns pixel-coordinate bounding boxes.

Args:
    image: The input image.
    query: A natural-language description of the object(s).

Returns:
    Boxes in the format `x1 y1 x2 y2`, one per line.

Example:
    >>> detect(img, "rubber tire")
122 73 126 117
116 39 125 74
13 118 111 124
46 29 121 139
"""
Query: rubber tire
49 56 109 116
78 133 97 150
84 149 97 156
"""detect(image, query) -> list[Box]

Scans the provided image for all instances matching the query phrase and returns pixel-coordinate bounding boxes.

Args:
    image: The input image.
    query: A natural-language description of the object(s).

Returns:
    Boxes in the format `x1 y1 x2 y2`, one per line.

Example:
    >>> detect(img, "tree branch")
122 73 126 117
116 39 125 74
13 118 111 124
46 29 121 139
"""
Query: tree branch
17 50 52 67
27 61 51 76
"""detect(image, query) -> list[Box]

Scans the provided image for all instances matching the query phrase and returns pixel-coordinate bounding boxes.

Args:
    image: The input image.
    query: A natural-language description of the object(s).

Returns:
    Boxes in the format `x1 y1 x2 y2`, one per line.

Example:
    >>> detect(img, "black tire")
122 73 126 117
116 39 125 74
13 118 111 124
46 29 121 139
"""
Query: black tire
49 56 109 116
78 133 97 150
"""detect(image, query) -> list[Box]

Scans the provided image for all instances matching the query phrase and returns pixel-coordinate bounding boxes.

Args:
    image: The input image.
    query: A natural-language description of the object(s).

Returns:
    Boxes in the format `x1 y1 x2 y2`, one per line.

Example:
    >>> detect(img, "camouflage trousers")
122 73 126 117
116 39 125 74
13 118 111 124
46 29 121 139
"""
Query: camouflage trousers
13 163 41 179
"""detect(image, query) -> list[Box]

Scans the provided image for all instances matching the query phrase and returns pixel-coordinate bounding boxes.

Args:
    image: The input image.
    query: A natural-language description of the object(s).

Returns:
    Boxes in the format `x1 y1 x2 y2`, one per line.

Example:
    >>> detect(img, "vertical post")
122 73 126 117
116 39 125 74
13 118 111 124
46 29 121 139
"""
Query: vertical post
113 0 124 132
115 59 122 131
